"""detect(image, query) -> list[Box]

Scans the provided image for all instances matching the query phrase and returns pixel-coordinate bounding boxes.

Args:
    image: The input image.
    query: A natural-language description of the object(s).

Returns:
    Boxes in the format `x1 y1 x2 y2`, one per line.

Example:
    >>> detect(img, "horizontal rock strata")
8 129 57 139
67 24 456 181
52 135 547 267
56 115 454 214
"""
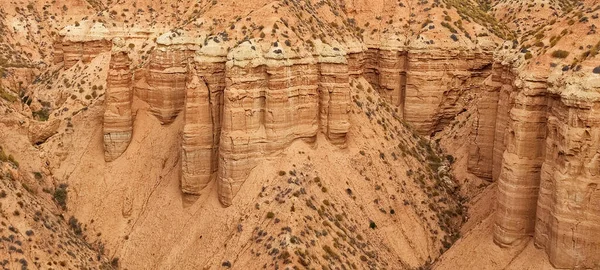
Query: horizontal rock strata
534 79 600 268
103 51 133 161
465 62 600 268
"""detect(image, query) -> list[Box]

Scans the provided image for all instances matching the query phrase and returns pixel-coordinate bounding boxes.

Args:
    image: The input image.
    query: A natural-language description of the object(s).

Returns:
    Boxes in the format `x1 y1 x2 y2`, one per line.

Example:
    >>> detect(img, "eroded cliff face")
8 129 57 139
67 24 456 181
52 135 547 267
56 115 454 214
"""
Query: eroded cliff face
53 24 598 268
534 78 600 268
494 73 549 247
60 39 112 69
217 41 350 205
466 62 600 268
103 50 133 161
144 48 192 124
362 41 493 134
98 39 351 206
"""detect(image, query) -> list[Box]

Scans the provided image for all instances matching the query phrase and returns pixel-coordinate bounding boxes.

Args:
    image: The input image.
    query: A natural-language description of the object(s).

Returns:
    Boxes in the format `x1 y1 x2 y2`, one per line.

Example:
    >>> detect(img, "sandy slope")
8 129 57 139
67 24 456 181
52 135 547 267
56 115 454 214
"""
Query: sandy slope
8 76 459 269
432 184 556 270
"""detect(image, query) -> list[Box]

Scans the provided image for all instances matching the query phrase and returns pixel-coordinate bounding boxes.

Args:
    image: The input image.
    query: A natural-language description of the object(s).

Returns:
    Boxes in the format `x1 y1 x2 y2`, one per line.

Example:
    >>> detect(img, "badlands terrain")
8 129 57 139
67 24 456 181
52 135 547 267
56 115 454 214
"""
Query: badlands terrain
0 0 599 269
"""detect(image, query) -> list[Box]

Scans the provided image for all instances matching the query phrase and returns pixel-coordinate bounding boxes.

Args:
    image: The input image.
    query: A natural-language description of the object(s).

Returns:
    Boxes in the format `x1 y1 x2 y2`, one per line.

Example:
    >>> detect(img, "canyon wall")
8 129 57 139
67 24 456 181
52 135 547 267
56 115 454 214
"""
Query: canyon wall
52 25 599 267
103 50 133 161
363 44 492 133
98 39 350 205
466 62 600 268
217 41 350 206
494 73 549 246
534 78 600 268
467 62 514 180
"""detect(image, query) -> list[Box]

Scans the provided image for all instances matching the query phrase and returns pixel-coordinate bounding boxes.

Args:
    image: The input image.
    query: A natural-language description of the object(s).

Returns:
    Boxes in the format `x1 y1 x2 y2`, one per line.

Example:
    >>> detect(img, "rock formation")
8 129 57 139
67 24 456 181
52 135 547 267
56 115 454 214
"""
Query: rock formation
103 48 133 162
28 119 61 145
181 72 213 195
464 60 600 268
56 22 111 69
534 75 600 268
43 10 593 267
217 41 349 205
494 72 549 246
468 62 515 180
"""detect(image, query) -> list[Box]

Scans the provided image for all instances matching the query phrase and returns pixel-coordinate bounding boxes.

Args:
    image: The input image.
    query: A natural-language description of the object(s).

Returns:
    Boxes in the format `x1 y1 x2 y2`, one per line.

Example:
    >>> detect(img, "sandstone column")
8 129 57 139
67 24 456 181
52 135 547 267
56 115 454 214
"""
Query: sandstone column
316 43 350 146
146 49 189 124
218 41 268 206
534 87 600 268
492 66 515 181
103 50 133 161
494 75 548 246
181 71 214 195
195 42 228 171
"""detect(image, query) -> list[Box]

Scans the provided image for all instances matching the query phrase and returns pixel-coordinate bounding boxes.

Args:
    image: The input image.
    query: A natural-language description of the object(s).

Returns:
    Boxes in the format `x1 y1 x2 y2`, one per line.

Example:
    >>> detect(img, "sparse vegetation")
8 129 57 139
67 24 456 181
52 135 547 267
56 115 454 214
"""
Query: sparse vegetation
53 184 68 209
551 50 570 58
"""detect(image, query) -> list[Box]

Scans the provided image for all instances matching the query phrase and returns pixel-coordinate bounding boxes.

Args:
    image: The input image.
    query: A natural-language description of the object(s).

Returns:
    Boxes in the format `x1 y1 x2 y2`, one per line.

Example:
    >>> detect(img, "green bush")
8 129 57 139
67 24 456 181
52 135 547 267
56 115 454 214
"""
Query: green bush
32 108 50 121
551 50 569 58
0 87 17 102
369 220 377 229
53 184 68 209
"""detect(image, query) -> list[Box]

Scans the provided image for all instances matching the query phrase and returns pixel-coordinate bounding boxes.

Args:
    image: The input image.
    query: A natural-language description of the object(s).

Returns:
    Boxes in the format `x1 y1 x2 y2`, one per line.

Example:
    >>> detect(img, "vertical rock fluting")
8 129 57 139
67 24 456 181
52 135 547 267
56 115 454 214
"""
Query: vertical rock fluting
404 50 492 134
473 63 600 268
376 48 407 108
181 71 213 194
146 48 190 124
494 74 549 247
194 42 228 177
347 42 366 79
363 39 408 116
218 42 269 206
103 50 133 161
217 41 350 205
534 80 600 268
492 65 516 182
317 45 351 146
264 49 319 149
467 62 514 180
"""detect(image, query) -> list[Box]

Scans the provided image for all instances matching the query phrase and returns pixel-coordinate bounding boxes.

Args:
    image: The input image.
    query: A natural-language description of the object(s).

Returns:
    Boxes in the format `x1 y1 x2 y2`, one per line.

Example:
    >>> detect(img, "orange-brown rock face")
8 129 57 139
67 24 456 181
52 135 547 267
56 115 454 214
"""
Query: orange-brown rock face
103 51 133 161
468 63 514 180
60 39 111 69
216 42 349 206
534 85 600 268
475 67 600 268
363 47 408 116
53 41 64 64
194 48 227 177
494 75 548 247
145 49 191 124
347 51 365 79
404 50 493 134
218 45 270 206
491 66 515 182
181 73 214 194
318 60 350 146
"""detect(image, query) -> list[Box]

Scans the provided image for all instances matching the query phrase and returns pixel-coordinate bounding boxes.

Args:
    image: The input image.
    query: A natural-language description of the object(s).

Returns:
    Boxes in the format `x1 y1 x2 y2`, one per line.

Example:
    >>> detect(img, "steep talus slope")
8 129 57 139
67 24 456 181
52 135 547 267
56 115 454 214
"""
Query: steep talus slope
31 77 463 269
0 155 114 269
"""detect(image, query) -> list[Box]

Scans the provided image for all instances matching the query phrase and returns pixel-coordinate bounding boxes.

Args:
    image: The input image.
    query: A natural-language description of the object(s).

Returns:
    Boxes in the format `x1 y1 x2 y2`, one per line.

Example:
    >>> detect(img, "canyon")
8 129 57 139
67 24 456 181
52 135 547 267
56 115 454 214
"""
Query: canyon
0 0 598 269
